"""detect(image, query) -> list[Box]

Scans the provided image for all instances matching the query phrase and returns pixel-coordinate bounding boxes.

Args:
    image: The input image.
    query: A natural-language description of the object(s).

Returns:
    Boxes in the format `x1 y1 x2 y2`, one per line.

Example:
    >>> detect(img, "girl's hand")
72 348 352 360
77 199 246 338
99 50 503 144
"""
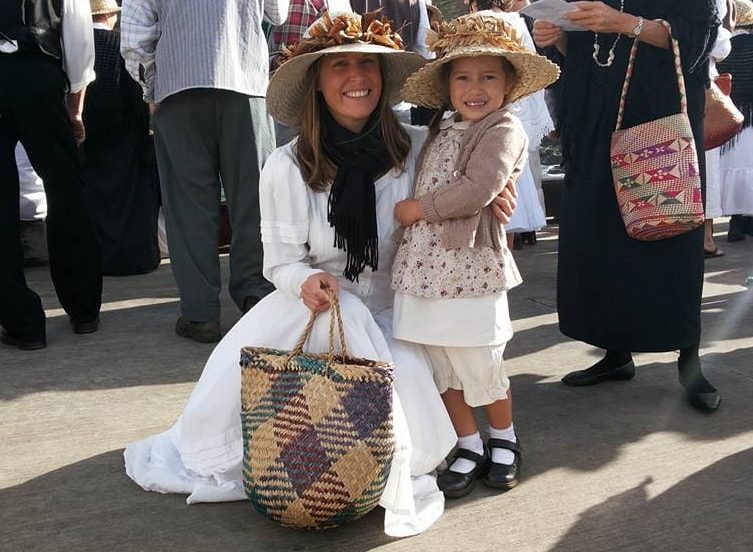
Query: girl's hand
532 20 566 50
565 1 633 34
395 199 424 227
300 272 340 313
491 178 518 224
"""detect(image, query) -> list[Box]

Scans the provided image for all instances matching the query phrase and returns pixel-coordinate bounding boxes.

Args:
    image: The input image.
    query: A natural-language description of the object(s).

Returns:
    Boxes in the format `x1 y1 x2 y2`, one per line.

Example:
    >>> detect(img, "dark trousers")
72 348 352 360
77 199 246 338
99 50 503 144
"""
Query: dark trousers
0 54 102 340
153 89 274 322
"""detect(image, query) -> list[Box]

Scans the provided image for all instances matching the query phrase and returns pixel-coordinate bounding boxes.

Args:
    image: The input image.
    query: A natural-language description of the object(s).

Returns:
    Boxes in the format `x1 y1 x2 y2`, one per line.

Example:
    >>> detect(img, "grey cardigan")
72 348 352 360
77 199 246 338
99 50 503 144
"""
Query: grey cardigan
416 108 529 250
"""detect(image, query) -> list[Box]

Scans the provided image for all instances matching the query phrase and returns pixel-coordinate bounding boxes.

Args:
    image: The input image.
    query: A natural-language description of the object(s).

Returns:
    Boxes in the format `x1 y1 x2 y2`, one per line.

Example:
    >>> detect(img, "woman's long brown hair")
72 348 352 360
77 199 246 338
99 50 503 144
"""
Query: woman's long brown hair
294 57 412 192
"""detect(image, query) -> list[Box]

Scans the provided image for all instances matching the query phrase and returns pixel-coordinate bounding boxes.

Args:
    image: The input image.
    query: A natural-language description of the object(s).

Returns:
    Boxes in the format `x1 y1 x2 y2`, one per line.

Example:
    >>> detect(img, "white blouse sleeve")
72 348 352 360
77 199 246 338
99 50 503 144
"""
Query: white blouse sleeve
61 0 96 92
260 146 323 298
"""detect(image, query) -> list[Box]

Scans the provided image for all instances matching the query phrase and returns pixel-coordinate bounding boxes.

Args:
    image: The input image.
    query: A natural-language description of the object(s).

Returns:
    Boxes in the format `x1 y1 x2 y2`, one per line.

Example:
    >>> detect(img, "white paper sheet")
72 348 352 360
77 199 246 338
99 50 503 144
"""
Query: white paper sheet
519 0 587 32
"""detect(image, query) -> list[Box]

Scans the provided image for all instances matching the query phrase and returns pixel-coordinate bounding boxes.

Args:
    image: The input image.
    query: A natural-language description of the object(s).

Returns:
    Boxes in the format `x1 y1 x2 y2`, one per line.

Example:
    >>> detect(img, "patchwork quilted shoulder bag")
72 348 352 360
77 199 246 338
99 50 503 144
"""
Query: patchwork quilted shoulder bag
610 20 705 241
240 291 394 529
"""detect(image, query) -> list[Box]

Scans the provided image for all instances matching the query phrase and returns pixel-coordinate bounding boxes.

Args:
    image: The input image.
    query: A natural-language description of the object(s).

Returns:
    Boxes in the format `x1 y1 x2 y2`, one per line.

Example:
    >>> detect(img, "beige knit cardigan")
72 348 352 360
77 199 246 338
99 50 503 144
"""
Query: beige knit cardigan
416 108 529 250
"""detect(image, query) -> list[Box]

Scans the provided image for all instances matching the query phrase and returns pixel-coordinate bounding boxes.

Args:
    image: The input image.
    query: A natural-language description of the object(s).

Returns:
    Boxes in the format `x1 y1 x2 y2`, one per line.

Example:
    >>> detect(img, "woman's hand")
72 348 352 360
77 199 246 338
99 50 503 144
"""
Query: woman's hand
491 178 518 224
394 199 424 227
300 272 340 313
565 1 634 35
533 20 567 53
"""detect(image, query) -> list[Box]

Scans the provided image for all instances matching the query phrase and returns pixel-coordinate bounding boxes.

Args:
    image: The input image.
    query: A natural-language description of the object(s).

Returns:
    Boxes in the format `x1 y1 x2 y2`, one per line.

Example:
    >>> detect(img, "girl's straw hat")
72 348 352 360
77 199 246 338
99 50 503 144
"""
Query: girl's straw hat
90 0 121 16
735 0 753 27
401 14 560 108
267 11 426 127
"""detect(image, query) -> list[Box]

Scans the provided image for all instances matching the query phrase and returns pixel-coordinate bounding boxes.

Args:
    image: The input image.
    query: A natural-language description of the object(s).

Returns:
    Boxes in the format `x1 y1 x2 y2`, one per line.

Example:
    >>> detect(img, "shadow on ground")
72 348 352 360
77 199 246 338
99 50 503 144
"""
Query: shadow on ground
3 349 752 551
550 448 753 551
0 450 391 552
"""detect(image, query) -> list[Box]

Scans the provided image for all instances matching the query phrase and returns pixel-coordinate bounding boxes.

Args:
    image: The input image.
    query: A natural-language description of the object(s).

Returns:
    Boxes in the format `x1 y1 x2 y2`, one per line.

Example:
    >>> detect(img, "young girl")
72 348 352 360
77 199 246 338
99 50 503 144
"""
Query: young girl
391 14 559 497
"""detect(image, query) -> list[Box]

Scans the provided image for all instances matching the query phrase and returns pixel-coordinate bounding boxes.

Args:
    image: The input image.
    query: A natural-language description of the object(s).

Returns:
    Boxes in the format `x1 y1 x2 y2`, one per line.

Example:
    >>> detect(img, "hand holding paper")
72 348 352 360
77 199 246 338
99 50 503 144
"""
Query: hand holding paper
519 0 587 32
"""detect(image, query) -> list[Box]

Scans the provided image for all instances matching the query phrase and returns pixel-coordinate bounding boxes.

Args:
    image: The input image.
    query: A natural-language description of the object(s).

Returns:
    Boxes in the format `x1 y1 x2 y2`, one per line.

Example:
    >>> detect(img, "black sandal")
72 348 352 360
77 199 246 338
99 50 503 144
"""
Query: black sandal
438 447 489 499
483 438 522 490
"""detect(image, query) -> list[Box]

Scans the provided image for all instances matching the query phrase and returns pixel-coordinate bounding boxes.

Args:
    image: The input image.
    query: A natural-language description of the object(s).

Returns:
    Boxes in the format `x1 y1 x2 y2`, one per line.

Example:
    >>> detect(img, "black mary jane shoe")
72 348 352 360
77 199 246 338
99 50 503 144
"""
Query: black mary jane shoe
561 360 635 387
437 447 489 499
484 438 522 490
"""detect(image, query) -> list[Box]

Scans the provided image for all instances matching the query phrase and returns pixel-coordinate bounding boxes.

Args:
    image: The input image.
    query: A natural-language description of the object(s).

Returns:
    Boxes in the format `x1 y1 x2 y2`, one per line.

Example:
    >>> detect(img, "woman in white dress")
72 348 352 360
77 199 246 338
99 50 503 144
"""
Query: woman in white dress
719 0 753 238
124 11 516 537
474 0 554 238
703 0 733 257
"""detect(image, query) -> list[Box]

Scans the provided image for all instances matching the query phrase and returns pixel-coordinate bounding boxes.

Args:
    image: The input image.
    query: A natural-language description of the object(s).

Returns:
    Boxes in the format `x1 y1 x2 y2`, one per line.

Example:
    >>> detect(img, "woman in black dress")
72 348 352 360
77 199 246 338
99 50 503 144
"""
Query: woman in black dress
533 0 721 412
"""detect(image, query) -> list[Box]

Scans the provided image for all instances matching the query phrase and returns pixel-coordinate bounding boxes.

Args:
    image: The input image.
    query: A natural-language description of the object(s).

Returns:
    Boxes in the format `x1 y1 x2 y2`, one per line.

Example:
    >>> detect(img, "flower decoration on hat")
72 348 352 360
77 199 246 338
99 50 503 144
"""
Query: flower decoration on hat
427 16 529 59
279 11 405 65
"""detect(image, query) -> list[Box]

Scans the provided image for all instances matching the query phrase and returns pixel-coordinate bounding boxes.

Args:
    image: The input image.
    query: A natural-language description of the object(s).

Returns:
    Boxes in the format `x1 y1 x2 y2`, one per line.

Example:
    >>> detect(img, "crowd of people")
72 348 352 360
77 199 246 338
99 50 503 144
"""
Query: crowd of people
2 0 752 538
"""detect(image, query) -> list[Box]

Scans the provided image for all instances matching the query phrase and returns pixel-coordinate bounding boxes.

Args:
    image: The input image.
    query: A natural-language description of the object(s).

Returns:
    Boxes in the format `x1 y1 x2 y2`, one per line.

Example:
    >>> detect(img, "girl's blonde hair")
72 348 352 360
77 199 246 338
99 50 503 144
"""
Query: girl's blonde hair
295 57 412 192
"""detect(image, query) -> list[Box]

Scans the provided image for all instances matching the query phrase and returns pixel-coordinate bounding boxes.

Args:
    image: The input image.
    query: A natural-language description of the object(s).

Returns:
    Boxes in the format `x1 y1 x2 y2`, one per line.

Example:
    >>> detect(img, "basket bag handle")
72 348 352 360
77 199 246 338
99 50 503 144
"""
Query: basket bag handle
615 20 687 131
288 288 350 366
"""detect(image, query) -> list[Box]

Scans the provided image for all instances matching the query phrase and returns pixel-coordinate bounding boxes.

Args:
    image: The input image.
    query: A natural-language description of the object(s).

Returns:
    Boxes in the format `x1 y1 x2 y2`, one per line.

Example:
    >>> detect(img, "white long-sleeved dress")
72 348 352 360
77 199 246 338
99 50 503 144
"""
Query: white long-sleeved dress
478 10 554 233
123 124 457 537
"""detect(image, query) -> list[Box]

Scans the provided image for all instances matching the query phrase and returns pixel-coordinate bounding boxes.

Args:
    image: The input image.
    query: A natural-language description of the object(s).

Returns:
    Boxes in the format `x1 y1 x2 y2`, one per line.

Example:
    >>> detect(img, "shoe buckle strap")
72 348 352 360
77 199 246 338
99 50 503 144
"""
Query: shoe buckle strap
487 438 521 454
453 447 485 464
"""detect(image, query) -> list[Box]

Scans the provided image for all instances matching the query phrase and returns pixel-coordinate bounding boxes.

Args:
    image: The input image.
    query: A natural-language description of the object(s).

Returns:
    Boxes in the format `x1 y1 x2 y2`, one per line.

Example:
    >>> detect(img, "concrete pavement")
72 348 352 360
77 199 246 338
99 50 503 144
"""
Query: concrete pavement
2 224 752 552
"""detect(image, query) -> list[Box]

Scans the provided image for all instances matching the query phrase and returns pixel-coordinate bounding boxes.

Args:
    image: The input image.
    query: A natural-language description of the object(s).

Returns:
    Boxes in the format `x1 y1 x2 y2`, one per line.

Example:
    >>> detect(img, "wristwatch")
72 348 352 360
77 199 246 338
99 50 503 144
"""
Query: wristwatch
631 16 645 37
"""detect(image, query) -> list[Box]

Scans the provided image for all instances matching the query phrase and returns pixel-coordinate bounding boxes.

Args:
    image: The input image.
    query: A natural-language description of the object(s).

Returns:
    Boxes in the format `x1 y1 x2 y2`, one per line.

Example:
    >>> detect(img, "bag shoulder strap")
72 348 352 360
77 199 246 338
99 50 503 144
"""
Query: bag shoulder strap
615 20 688 131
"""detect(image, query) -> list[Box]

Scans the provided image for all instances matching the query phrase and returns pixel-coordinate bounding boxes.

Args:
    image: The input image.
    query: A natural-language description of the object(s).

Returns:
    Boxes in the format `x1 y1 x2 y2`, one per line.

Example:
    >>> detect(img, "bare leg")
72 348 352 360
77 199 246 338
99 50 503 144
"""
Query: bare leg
704 219 720 254
442 388 478 436
485 396 512 430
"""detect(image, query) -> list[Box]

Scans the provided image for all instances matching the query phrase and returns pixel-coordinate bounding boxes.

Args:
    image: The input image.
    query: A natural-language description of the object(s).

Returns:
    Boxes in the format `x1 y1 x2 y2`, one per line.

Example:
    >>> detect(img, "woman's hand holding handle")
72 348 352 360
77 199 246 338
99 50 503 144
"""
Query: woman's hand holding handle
301 272 340 313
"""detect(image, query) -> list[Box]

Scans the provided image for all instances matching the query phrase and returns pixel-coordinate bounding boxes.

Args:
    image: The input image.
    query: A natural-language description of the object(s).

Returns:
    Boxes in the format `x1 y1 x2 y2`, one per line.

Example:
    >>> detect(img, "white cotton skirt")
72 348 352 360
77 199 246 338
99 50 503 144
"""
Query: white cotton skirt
720 127 753 215
124 290 456 537
506 157 547 233
705 147 724 219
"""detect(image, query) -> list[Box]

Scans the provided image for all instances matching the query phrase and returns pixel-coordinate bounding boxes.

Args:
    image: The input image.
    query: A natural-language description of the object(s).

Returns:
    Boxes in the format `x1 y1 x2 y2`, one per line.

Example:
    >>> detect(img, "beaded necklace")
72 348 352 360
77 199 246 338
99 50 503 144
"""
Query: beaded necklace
592 0 625 67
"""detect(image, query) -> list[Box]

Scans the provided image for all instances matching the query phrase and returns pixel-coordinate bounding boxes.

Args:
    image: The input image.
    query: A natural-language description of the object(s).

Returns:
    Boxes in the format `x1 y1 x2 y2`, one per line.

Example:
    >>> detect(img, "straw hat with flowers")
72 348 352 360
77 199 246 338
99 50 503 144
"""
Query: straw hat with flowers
401 13 560 109
736 0 753 27
266 11 427 127
90 0 121 16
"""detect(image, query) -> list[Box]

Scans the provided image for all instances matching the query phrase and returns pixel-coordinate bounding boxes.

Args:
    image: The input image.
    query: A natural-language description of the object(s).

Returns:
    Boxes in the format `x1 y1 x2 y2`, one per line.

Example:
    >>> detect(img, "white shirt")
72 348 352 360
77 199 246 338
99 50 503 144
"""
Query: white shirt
710 0 732 77
259 124 427 315
0 0 95 92
121 0 290 103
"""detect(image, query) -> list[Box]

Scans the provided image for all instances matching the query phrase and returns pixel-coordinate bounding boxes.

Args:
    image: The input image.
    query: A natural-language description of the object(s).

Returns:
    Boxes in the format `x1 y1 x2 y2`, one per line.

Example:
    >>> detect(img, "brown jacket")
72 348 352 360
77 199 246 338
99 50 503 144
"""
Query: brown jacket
416 108 529 250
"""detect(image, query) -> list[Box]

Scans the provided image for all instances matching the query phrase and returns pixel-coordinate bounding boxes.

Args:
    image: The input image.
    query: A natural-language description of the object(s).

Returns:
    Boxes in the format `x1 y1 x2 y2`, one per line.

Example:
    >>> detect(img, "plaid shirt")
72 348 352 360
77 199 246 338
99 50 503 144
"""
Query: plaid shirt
269 0 326 66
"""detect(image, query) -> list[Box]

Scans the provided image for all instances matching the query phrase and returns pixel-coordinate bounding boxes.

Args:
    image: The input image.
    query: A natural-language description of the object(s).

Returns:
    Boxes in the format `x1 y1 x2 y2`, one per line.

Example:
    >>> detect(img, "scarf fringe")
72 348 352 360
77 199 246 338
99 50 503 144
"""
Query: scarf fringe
329 214 379 282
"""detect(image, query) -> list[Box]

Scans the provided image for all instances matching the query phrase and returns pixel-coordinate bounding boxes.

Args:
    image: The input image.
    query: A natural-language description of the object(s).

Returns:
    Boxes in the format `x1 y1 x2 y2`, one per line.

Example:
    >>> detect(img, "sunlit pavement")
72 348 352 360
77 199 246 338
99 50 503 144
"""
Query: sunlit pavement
2 223 752 552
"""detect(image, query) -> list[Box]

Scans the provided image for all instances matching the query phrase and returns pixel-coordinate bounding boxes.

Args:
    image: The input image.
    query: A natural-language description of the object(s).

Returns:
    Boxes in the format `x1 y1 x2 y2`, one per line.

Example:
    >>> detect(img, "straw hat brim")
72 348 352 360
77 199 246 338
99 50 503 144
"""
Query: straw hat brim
736 0 753 27
401 46 560 109
92 7 121 15
267 43 427 127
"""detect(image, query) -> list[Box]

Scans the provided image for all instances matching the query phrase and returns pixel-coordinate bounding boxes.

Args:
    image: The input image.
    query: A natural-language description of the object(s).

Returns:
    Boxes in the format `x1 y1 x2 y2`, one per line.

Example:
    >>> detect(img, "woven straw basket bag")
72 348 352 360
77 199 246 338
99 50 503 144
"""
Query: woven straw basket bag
610 20 704 241
240 292 394 529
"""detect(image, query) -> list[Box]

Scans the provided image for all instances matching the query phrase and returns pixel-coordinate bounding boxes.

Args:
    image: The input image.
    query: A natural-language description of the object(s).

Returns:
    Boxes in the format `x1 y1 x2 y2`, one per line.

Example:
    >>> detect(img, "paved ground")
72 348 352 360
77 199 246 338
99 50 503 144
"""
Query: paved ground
2 224 753 552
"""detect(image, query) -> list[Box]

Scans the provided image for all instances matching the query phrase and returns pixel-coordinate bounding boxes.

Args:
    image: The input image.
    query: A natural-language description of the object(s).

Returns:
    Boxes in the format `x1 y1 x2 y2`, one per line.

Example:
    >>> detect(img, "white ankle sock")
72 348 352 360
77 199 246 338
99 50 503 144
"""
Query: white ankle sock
488 424 516 465
449 432 484 474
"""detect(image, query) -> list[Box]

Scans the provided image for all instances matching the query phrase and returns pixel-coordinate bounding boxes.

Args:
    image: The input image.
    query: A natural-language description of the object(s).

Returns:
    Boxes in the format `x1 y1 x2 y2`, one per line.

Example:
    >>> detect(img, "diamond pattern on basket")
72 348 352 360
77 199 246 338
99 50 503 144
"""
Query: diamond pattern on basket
240 292 394 529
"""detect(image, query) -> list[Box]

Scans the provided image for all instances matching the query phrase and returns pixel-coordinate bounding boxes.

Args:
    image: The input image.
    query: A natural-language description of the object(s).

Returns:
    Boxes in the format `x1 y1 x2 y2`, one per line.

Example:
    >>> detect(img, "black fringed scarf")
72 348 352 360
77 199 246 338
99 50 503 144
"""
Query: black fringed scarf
323 110 393 282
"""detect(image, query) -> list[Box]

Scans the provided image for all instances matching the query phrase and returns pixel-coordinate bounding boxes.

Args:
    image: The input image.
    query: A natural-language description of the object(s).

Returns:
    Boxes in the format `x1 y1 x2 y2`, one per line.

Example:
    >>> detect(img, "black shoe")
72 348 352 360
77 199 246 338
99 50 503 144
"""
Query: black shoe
241 296 260 314
484 438 522 490
0 328 46 350
678 354 720 413
562 359 635 386
71 317 100 335
175 317 221 343
438 447 489 499
684 383 721 413
728 215 748 242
